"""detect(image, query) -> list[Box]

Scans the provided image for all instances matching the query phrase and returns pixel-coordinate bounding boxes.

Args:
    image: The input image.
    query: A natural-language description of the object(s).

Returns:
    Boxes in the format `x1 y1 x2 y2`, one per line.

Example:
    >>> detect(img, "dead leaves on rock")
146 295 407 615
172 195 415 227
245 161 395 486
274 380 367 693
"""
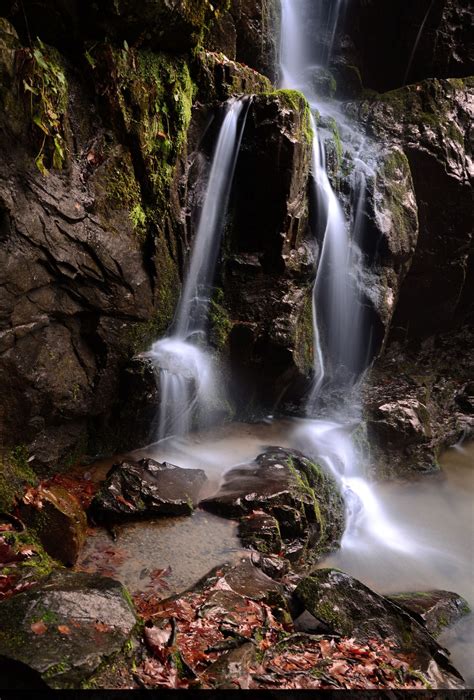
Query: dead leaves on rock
0 535 39 600
131 571 430 690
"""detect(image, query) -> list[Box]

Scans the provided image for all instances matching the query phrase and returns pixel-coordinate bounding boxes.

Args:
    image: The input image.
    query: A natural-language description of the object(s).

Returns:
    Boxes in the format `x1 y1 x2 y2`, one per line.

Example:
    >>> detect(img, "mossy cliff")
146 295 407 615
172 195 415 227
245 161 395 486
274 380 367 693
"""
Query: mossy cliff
0 1 287 486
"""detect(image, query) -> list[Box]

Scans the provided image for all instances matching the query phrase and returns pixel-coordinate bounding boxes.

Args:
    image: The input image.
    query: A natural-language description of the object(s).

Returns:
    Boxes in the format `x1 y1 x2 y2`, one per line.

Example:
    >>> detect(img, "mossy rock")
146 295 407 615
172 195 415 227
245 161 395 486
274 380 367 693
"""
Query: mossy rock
0 447 38 513
200 447 344 567
294 569 464 687
18 485 87 567
0 570 136 689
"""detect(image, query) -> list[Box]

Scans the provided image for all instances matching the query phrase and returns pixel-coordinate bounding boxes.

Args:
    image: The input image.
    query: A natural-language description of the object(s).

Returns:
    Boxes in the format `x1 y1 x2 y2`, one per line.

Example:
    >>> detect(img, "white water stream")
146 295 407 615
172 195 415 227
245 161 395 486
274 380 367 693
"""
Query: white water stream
279 0 426 570
148 100 248 441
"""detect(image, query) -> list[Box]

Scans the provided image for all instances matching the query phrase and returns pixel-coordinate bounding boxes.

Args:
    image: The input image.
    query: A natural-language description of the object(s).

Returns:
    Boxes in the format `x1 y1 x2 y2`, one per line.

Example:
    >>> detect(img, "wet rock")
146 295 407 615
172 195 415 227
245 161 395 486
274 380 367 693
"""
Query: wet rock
201 641 257 689
294 568 464 688
223 90 314 412
238 512 282 555
370 398 432 446
115 355 160 450
387 590 471 638
19 485 87 567
201 448 344 567
0 569 136 689
255 553 290 580
363 326 474 477
222 557 283 603
195 50 272 103
350 78 473 341
89 459 207 524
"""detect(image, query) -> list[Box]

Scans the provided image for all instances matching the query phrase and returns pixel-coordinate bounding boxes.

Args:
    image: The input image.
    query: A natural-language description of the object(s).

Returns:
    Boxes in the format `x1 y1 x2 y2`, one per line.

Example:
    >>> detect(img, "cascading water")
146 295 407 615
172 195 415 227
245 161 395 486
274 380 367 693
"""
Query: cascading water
148 99 249 441
280 0 406 546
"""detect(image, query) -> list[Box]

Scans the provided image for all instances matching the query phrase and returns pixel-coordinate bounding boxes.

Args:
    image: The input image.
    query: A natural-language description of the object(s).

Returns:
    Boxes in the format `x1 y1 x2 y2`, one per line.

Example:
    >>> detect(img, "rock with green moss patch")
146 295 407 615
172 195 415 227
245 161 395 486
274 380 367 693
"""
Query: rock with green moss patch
18 484 87 567
200 447 344 567
294 568 464 688
387 590 470 639
0 569 136 689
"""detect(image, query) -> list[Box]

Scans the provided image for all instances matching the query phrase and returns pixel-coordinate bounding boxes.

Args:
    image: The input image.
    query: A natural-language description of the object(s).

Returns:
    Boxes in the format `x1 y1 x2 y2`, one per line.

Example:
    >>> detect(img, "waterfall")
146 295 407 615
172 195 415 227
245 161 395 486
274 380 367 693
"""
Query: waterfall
280 0 406 549
148 99 249 441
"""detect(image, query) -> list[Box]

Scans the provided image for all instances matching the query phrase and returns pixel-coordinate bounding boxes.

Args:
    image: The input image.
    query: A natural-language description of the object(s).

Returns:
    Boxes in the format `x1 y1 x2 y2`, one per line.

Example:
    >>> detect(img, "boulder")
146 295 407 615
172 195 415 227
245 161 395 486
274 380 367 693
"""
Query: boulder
294 569 464 688
19 484 87 567
200 447 344 566
387 590 471 638
0 570 136 689
89 458 207 523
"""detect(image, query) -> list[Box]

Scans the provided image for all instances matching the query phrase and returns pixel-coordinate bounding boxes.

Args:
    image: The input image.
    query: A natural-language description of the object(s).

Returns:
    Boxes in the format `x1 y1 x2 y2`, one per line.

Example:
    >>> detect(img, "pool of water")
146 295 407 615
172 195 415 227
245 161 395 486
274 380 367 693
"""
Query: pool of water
78 421 473 685
319 442 474 686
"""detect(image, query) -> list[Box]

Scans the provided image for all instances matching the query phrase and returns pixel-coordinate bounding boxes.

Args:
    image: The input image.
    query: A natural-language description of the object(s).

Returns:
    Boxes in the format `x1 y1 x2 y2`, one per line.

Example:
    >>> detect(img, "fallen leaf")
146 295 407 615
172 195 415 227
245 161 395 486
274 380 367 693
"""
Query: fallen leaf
31 621 48 635
94 622 110 633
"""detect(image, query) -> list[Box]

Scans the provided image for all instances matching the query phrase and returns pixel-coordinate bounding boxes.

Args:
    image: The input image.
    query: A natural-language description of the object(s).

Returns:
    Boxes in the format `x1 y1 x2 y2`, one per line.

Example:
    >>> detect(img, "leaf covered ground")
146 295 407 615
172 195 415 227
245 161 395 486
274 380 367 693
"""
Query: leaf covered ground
128 567 431 690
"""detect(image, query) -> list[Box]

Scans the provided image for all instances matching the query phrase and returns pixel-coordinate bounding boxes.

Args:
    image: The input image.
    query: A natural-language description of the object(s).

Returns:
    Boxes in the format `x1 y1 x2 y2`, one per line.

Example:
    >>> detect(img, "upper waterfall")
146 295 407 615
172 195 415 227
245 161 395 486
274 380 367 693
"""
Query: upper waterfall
148 99 249 441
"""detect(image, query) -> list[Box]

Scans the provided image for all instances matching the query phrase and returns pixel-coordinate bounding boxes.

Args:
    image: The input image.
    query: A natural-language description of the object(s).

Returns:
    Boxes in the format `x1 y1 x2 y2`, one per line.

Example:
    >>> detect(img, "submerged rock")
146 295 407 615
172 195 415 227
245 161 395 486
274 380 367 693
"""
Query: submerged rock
294 568 464 688
19 484 87 567
0 570 136 689
387 590 471 639
200 447 344 566
89 459 207 524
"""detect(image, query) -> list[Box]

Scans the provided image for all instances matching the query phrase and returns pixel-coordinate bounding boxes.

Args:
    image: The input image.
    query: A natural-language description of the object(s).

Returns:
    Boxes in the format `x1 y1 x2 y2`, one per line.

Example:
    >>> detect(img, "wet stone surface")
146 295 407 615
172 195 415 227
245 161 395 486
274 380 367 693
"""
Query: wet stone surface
89 458 208 524
294 568 464 688
0 570 136 689
76 510 244 596
387 590 471 639
200 447 344 567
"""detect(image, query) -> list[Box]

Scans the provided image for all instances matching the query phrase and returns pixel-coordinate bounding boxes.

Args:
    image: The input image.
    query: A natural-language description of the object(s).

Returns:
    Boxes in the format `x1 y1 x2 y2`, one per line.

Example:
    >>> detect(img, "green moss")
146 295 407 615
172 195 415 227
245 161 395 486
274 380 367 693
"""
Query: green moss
3 529 56 580
294 290 314 375
269 89 313 146
209 289 232 351
20 38 68 174
0 446 38 512
379 149 417 249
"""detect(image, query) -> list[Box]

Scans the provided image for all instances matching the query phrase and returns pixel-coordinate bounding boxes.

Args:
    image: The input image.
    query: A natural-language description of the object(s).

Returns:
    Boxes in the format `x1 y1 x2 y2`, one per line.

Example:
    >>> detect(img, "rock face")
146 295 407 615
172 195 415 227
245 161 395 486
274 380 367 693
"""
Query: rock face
387 590 470 639
350 78 473 340
0 570 136 689
294 569 464 688
343 0 474 91
89 458 207 523
200 447 345 565
223 90 314 411
3 0 230 53
363 325 474 476
19 484 87 566
206 0 281 82
0 15 311 474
